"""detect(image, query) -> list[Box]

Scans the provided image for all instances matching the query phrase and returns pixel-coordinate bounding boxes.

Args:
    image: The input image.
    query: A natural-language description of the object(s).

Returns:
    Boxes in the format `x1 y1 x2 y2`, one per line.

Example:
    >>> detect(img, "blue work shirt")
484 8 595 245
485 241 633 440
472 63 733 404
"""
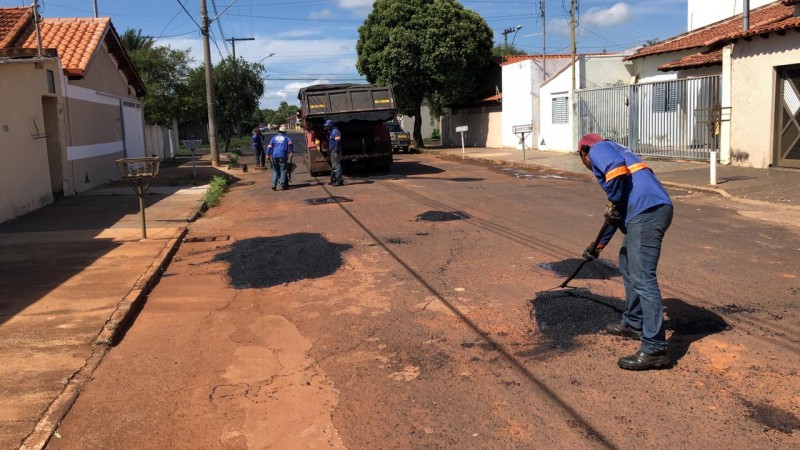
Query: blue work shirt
328 127 342 153
252 133 263 150
267 133 293 158
588 140 672 244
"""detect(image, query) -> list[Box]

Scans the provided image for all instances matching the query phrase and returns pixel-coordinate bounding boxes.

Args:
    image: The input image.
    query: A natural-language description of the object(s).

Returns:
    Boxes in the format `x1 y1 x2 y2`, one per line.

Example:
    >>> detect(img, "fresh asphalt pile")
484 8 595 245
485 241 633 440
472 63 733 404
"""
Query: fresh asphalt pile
530 292 624 350
415 211 470 222
214 232 352 289
538 258 619 280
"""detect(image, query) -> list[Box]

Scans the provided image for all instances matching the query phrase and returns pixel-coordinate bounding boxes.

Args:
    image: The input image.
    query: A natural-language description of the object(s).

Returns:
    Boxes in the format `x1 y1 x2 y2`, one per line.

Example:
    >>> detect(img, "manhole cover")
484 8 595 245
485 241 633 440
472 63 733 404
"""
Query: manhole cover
416 211 470 222
305 197 353 205
185 235 230 243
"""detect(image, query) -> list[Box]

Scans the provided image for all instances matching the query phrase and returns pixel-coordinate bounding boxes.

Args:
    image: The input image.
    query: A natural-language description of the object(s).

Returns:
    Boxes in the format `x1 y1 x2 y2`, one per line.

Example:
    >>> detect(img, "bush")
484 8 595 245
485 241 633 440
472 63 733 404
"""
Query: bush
204 175 231 207
226 152 240 169
430 128 440 140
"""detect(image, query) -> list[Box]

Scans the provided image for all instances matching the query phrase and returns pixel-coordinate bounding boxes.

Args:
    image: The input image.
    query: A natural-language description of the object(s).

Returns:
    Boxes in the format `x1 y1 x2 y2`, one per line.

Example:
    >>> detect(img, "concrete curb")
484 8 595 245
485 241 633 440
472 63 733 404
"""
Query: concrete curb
19 224 193 450
432 152 736 199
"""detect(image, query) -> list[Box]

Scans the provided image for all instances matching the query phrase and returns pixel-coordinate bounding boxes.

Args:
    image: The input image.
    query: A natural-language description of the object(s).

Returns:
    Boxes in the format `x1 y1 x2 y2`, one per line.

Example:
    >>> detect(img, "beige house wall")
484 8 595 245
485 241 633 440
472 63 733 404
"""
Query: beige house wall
729 37 800 168
444 110 502 148
65 43 142 191
0 59 65 222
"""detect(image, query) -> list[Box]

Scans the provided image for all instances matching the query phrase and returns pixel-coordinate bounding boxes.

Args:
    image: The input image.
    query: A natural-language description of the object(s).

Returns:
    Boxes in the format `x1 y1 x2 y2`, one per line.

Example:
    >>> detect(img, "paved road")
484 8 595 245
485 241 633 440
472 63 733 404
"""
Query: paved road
49 141 800 448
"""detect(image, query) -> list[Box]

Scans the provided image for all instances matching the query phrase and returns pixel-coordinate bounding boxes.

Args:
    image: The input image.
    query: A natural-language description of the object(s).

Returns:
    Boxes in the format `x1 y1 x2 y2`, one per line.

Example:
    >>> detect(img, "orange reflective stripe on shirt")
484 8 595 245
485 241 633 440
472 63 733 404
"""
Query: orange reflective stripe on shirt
334 136 341 140
629 162 650 173
605 165 631 182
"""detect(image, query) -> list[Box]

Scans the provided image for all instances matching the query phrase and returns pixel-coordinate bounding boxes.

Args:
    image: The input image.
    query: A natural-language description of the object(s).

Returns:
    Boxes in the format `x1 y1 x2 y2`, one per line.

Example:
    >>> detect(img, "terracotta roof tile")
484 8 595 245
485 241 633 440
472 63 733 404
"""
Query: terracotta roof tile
0 7 32 48
15 17 110 77
627 2 794 61
658 49 723 71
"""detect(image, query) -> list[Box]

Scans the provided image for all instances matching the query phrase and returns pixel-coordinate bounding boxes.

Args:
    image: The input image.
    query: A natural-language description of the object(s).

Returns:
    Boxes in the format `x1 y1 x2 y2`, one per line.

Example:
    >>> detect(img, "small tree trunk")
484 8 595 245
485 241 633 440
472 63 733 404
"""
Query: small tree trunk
413 102 424 148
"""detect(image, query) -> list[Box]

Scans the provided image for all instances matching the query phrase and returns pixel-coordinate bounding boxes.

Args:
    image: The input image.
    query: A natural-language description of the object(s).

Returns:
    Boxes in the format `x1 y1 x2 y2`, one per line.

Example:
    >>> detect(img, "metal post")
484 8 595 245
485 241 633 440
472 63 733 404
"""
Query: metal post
743 0 750 31
541 0 546 77
570 0 577 92
460 132 465 159
710 149 717 186
191 148 197 180
93 0 98 17
522 133 527 161
200 0 221 167
138 178 147 239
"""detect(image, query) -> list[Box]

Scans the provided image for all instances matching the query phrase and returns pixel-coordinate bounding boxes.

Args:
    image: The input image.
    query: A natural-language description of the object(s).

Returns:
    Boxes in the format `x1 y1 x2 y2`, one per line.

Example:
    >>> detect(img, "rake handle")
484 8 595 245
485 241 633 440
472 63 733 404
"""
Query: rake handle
559 221 613 288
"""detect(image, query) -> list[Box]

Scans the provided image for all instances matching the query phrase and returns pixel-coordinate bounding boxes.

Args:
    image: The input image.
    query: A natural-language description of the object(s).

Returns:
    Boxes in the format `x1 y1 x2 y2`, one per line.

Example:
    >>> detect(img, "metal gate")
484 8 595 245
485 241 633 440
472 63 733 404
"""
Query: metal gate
577 76 721 160
776 66 800 168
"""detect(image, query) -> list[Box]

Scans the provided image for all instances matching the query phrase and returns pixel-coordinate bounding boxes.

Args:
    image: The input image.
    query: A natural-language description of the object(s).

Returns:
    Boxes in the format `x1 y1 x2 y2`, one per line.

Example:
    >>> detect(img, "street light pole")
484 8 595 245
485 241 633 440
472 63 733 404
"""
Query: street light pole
200 0 220 166
93 0 98 17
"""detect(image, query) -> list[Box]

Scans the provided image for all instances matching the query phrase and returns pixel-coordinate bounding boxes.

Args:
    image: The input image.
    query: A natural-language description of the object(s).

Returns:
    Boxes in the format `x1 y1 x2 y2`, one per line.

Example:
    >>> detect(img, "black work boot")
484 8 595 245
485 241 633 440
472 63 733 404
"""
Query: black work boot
605 323 642 340
618 350 670 370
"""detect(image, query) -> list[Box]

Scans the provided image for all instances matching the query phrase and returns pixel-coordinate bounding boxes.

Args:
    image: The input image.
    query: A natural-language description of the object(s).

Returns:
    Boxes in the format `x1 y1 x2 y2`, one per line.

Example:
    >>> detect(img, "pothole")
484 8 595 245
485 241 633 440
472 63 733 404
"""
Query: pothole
386 237 411 245
305 196 353 205
185 235 231 243
416 211 470 222
538 258 620 280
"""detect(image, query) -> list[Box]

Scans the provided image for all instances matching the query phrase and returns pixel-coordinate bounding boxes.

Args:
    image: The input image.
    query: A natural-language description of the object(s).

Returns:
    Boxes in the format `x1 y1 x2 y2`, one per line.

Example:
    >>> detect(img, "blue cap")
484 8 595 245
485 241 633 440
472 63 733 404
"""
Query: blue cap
324 120 335 127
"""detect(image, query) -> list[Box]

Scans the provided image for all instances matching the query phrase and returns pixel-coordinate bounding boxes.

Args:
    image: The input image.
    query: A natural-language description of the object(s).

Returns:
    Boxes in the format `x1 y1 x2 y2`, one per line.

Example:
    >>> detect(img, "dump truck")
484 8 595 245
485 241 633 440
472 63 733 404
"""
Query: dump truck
298 84 395 176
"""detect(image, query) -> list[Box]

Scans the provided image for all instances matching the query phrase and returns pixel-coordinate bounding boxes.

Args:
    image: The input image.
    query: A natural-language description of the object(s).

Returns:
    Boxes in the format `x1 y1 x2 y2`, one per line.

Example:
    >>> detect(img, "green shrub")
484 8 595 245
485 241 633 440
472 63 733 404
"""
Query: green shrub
204 175 231 207
430 128 440 140
227 152 240 168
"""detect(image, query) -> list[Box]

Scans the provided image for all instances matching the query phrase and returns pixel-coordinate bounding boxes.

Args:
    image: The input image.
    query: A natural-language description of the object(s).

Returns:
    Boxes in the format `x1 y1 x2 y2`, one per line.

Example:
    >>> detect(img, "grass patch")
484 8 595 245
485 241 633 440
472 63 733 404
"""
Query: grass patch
204 175 232 208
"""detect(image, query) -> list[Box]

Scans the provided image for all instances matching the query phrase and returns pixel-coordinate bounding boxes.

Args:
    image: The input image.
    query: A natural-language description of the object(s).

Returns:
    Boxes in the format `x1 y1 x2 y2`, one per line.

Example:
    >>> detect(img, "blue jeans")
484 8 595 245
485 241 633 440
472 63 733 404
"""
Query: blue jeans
618 204 673 354
330 151 343 184
272 157 288 188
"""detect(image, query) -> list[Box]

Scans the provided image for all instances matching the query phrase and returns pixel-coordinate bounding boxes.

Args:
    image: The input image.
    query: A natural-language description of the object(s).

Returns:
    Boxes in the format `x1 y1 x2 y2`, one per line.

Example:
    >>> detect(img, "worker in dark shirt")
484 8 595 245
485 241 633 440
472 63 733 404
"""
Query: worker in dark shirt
324 119 343 186
252 128 264 168
578 133 673 370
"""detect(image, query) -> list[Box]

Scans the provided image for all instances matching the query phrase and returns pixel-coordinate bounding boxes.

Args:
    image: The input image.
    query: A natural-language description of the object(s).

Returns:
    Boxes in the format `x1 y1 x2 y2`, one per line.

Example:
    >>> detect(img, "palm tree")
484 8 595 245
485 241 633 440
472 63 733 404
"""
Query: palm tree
121 28 155 52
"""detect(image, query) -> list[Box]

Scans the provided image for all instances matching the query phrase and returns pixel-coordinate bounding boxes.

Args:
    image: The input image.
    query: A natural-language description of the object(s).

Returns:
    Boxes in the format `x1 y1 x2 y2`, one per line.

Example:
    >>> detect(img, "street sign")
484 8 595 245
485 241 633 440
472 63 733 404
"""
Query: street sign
455 125 469 133
513 124 533 134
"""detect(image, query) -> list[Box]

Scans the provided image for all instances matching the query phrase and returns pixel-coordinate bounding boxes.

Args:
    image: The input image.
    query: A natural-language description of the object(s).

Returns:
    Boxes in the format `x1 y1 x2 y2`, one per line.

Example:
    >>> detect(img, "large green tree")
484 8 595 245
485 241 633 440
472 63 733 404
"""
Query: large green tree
207 57 265 151
127 44 193 126
357 0 492 146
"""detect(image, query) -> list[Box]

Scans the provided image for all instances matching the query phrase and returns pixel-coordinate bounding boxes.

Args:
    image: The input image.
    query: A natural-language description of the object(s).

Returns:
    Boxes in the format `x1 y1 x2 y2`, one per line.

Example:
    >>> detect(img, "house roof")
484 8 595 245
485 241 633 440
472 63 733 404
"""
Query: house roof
658 49 724 71
627 1 795 62
497 54 573 66
0 8 145 96
0 6 31 48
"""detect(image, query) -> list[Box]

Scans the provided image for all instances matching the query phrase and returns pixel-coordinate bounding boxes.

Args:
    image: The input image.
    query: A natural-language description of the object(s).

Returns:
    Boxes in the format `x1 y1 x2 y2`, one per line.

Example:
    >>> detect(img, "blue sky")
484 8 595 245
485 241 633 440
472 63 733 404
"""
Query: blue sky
2 1 687 108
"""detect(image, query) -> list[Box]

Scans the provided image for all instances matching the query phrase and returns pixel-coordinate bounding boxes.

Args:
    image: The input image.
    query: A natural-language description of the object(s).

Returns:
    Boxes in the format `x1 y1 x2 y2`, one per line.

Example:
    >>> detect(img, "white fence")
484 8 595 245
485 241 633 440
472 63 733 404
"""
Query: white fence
144 123 180 161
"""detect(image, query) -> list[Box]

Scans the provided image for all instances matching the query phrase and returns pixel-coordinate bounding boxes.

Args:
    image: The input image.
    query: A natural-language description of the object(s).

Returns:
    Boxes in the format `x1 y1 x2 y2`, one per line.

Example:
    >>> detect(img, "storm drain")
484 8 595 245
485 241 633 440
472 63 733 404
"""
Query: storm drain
416 211 470 222
305 196 353 205
538 258 619 280
185 235 230 243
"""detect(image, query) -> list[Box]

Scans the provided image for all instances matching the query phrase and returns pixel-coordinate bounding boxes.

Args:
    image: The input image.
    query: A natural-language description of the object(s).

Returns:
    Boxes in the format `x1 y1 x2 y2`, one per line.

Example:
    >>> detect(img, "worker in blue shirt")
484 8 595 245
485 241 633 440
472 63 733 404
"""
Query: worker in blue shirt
252 128 264 168
578 133 673 370
267 125 294 190
324 119 344 186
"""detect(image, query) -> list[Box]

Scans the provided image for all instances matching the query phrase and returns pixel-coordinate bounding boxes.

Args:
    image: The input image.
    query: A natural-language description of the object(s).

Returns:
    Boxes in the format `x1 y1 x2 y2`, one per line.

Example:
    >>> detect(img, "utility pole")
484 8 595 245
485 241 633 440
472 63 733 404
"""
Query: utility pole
93 0 98 17
32 0 42 56
225 37 255 61
541 0 546 78
200 0 220 166
502 26 514 49
570 0 577 92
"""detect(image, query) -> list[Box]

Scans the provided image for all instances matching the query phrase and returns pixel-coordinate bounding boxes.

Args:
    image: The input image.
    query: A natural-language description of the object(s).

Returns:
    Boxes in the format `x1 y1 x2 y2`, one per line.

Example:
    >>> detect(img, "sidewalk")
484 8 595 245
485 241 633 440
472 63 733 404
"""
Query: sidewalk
428 146 800 207
0 159 220 449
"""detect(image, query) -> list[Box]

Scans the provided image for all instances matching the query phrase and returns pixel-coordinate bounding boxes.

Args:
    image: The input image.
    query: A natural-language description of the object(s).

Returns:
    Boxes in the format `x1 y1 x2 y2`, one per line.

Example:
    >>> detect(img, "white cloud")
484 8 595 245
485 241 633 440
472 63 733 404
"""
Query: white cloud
581 3 633 28
277 29 324 39
338 0 373 9
309 9 333 20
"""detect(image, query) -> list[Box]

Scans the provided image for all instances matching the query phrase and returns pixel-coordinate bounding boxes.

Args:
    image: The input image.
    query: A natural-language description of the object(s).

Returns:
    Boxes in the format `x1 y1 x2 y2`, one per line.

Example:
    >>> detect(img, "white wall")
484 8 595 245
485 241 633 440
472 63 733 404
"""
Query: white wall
503 59 535 148
539 60 581 153
399 102 438 139
730 36 800 168
688 0 773 31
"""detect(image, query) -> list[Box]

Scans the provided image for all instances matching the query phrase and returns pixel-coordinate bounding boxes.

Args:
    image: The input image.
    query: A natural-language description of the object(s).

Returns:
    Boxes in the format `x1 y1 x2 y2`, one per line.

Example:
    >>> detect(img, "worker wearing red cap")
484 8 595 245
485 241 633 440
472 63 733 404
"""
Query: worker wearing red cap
578 133 673 370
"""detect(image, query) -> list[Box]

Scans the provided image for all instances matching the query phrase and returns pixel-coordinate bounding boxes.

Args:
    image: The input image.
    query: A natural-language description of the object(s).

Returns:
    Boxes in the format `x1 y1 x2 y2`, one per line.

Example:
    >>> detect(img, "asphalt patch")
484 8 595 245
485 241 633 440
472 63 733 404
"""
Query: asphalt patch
416 211 470 222
530 292 624 350
712 303 758 315
214 233 352 289
742 400 800 434
305 196 353 206
385 237 410 245
539 258 620 280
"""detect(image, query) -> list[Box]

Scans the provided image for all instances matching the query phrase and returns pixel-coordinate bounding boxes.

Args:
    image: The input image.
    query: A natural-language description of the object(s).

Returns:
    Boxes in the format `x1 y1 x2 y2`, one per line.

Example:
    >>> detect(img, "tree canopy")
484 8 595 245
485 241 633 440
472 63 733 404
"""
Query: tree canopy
492 44 526 57
356 0 493 146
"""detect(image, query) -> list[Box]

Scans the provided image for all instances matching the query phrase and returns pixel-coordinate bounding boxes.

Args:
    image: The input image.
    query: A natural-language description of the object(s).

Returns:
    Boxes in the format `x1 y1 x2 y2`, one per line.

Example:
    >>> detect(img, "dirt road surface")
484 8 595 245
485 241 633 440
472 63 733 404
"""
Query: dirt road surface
49 141 800 448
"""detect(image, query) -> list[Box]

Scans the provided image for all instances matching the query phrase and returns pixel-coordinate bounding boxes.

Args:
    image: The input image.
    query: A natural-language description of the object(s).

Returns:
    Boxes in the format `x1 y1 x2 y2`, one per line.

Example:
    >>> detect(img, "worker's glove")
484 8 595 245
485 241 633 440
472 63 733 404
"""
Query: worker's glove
583 242 605 262
604 202 623 226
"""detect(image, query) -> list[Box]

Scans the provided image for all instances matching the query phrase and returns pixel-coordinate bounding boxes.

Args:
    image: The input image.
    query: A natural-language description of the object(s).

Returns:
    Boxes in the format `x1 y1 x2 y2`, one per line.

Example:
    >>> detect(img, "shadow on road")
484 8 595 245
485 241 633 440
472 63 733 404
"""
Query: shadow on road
527 294 728 366
214 233 352 289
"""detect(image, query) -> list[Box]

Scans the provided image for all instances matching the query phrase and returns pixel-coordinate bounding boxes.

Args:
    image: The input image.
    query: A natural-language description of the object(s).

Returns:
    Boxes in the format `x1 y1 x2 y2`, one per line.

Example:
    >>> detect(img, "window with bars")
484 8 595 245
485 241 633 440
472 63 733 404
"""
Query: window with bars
651 81 679 113
552 96 568 124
